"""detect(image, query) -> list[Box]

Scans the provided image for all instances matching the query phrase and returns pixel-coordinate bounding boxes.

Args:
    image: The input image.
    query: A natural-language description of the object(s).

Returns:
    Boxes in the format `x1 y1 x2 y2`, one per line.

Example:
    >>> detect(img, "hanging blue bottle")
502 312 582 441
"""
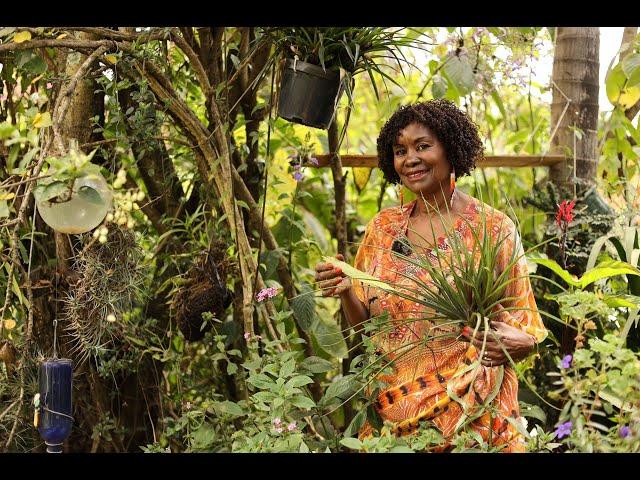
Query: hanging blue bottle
37 358 73 453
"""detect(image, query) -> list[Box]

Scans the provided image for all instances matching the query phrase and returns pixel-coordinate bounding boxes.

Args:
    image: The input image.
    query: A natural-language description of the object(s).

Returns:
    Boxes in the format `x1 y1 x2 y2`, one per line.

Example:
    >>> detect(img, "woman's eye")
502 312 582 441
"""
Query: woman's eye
394 149 406 156
418 144 428 150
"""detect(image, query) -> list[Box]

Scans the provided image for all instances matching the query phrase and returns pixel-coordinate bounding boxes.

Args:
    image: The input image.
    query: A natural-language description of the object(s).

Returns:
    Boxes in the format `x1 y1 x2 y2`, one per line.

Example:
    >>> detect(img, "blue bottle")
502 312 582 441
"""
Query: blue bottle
37 358 73 453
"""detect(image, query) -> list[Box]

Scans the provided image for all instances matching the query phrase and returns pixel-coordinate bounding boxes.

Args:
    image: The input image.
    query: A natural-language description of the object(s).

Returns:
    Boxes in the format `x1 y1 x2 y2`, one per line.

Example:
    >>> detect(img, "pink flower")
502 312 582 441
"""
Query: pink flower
272 417 281 426
244 332 251 340
46 82 53 89
274 427 283 433
287 421 297 432
256 286 279 302
0 94 6 102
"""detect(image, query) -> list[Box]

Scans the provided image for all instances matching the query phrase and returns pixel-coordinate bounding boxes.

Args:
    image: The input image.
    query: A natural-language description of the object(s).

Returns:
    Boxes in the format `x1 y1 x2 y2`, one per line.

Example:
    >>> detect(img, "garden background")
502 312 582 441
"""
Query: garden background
0 27 639 452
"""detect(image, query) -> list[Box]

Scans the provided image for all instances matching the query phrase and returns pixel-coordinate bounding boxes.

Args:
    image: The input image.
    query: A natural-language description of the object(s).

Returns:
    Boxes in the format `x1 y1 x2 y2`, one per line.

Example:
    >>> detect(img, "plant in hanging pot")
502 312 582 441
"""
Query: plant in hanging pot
34 141 113 234
261 27 424 130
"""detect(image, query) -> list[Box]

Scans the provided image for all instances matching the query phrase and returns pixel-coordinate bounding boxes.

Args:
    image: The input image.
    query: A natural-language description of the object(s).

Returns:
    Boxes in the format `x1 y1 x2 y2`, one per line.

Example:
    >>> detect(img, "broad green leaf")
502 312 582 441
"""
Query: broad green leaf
339 437 362 450
603 294 640 309
443 53 475 95
212 400 244 417
189 424 216 451
77 185 104 205
343 408 367 438
35 181 68 202
529 257 579 287
431 74 447 99
389 446 415 453
13 31 31 43
622 53 640 87
290 395 316 410
519 402 547 423
299 356 334 374
322 374 363 403
286 375 314 388
290 290 316 332
312 316 348 359
32 112 52 129
579 260 640 289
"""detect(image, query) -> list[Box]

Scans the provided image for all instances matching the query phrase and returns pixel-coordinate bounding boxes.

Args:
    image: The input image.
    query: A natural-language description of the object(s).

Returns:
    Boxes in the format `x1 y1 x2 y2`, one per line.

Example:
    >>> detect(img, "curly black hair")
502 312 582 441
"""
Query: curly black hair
376 99 484 185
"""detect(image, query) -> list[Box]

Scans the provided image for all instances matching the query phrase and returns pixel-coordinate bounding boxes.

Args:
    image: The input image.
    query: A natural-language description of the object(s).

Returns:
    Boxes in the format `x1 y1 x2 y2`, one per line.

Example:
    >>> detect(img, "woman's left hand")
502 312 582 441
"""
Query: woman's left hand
462 320 536 367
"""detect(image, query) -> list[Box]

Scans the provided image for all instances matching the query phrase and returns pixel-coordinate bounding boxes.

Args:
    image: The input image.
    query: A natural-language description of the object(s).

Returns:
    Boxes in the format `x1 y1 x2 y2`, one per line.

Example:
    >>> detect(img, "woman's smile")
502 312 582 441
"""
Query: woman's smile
405 167 431 182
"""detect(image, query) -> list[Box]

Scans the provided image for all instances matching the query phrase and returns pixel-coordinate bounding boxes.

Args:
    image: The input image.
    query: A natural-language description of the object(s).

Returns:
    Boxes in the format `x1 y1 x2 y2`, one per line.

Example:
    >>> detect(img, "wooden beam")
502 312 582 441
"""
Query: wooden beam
310 154 566 168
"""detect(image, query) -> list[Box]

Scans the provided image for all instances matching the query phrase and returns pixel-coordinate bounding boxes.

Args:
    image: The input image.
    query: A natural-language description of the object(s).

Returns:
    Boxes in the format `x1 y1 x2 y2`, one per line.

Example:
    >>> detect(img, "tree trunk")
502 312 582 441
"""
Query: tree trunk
549 28 600 190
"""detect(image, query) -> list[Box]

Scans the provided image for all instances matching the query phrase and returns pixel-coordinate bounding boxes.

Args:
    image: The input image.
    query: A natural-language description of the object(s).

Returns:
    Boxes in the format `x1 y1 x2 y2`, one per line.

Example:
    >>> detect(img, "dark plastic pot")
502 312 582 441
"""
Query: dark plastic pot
277 58 344 130
38 358 73 453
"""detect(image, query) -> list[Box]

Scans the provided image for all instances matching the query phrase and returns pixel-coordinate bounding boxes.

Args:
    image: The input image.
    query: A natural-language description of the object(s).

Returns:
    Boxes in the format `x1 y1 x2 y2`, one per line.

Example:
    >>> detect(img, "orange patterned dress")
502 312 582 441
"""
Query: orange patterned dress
351 196 548 452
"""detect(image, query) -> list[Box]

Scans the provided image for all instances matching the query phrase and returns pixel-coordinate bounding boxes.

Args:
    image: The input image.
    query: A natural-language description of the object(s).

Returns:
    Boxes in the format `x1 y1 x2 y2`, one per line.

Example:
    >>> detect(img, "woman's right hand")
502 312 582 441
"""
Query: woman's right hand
314 254 352 297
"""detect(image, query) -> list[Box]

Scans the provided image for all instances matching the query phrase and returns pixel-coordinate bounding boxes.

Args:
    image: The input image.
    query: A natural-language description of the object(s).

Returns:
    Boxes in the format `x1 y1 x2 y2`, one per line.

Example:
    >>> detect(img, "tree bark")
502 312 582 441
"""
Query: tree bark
549 28 600 190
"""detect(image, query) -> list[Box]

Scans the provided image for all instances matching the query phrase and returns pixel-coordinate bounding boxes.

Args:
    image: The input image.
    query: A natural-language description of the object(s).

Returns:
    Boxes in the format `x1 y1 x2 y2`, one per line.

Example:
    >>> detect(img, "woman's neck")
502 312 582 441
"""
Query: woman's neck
413 186 456 218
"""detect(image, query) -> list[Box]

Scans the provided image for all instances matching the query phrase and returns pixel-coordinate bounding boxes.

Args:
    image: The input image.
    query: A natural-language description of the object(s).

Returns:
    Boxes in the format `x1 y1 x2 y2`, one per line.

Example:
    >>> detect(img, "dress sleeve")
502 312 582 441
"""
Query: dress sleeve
493 217 548 343
352 217 377 306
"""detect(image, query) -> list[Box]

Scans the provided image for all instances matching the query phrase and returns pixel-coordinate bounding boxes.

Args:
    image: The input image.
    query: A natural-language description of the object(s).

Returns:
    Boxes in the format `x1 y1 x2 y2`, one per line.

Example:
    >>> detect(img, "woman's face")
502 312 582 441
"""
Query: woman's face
392 122 451 196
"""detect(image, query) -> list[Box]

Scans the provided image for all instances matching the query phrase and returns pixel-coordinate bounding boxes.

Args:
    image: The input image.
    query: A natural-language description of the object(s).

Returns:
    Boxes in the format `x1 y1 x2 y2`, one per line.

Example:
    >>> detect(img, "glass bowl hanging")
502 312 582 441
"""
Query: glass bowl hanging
36 358 73 453
35 171 113 234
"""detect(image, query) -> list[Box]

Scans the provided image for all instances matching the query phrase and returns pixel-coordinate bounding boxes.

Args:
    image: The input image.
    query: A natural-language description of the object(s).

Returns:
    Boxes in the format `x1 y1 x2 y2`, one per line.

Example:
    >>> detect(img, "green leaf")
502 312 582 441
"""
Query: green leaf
32 111 52 129
519 401 547 423
247 373 275 390
622 53 640 87
431 74 447 99
322 374 363 403
279 358 296 378
579 260 640 289
212 400 245 417
35 181 68 202
0 200 8 219
339 437 362 450
322 256 391 290
389 446 414 453
443 53 475 95
312 316 348 359
77 185 104 205
290 395 316 410
529 257 579 288
343 408 367 438
286 375 314 388
299 356 334 374
189 424 216 451
23 55 47 75
290 289 316 333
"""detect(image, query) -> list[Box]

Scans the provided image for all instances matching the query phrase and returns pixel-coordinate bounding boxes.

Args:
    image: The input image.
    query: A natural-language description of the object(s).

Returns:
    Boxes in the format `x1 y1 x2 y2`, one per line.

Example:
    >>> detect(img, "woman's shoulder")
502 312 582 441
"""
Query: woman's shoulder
458 192 518 231
367 201 413 229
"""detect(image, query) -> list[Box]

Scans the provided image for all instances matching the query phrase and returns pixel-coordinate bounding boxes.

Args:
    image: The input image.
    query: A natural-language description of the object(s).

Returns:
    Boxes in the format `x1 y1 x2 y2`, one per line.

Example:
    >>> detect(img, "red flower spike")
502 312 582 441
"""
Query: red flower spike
555 199 576 227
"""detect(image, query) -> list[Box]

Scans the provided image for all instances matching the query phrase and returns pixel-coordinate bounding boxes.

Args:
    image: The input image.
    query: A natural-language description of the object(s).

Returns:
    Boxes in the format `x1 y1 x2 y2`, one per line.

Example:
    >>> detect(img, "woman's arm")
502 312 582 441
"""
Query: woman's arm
339 287 369 329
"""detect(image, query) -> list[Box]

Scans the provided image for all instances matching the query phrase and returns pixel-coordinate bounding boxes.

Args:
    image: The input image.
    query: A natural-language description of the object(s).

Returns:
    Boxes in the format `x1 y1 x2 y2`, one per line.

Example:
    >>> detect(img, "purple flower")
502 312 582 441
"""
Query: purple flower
309 156 319 166
256 286 279 302
619 426 631 439
287 421 297 432
560 354 572 369
555 421 572 439
293 171 304 182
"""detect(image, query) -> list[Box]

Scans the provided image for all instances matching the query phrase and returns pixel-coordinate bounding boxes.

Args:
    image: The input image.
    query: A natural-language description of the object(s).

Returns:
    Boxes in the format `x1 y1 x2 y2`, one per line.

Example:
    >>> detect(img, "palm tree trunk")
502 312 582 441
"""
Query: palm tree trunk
549 27 600 190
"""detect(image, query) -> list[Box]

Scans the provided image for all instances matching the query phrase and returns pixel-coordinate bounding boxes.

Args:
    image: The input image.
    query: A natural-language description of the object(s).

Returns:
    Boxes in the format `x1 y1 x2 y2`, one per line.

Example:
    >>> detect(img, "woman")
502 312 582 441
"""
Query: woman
314 100 547 452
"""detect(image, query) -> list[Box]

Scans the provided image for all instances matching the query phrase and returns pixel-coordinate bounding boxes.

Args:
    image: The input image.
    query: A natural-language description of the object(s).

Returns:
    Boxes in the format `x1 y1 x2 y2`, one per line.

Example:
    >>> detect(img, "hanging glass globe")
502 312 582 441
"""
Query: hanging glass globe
35 170 113 234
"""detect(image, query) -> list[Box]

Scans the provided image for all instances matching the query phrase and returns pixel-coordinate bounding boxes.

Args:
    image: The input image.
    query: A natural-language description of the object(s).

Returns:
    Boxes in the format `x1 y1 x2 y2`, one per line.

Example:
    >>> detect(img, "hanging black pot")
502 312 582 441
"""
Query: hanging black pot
277 58 344 130
36 358 73 453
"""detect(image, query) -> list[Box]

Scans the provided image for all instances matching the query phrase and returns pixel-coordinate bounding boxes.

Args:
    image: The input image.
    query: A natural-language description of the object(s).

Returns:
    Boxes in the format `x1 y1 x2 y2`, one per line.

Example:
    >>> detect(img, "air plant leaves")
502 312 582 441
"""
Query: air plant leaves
322 255 392 291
